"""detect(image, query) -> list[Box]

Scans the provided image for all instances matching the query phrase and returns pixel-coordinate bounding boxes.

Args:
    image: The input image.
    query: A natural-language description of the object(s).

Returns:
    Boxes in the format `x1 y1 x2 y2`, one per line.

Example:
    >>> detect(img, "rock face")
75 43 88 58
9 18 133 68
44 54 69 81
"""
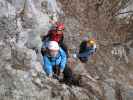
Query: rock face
0 0 133 100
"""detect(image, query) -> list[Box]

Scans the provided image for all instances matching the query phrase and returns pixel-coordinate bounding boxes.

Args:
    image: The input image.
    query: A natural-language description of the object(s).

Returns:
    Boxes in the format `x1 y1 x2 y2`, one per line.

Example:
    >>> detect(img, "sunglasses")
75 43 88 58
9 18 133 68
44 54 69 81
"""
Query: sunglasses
57 30 63 31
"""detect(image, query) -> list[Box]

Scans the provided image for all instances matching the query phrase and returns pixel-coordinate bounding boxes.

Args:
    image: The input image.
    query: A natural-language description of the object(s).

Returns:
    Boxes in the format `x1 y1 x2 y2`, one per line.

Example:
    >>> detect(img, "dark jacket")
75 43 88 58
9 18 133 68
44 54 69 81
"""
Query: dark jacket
78 41 96 59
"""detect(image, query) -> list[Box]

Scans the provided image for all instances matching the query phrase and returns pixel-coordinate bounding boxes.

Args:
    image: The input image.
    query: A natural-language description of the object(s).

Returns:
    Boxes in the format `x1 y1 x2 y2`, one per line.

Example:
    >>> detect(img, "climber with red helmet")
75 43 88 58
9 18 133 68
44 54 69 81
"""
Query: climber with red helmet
49 22 65 43
42 22 68 57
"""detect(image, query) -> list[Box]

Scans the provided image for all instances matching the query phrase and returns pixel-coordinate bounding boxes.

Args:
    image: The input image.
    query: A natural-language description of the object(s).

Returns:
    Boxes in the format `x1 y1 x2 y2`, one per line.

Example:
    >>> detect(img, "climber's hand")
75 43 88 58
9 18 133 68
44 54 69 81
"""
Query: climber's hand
47 74 53 81
58 72 64 81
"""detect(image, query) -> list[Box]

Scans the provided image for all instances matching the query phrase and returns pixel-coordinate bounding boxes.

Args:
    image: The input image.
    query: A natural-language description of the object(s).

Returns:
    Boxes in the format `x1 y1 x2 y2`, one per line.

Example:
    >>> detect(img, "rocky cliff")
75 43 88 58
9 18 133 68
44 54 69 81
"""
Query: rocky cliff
0 0 133 100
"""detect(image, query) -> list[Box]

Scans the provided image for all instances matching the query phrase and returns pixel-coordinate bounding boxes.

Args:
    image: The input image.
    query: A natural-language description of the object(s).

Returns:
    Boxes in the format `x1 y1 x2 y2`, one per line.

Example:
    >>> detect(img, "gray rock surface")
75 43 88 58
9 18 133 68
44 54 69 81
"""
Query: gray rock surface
0 0 133 100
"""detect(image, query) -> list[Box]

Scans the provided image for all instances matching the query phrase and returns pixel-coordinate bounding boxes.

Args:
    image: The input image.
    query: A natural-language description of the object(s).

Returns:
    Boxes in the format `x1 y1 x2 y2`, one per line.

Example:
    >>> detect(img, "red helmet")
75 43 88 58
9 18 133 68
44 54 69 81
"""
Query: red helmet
56 22 65 31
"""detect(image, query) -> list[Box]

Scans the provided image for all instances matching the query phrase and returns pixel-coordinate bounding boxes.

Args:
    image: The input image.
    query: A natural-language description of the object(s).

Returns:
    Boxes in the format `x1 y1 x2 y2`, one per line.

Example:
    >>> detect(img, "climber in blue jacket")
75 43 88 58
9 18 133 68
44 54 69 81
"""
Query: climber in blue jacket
43 41 66 77
43 41 75 83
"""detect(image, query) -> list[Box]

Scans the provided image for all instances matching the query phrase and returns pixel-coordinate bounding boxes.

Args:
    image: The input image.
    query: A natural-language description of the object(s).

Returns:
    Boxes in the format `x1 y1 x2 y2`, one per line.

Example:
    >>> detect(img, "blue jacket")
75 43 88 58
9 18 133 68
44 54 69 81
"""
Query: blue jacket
43 48 67 75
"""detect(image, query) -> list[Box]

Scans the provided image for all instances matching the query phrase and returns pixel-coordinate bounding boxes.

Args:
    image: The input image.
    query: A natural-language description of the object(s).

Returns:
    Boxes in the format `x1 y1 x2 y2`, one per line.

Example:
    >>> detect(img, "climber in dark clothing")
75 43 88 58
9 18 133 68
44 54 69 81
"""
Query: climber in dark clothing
42 22 68 57
78 39 96 63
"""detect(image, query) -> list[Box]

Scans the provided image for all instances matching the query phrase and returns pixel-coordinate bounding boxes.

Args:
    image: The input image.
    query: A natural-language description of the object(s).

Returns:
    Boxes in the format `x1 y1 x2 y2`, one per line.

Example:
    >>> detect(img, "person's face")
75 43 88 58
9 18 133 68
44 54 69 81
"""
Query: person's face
57 30 63 34
49 49 59 57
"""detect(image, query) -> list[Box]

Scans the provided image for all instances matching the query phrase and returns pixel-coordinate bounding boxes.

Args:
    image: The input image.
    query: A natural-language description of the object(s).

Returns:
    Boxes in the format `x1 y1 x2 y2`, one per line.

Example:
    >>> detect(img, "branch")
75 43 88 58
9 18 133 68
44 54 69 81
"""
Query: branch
115 10 133 16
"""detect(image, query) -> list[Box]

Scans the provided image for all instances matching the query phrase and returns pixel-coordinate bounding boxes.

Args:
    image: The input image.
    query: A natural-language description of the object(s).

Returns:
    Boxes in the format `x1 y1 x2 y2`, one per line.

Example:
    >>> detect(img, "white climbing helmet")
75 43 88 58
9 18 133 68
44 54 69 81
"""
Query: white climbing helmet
48 41 59 50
